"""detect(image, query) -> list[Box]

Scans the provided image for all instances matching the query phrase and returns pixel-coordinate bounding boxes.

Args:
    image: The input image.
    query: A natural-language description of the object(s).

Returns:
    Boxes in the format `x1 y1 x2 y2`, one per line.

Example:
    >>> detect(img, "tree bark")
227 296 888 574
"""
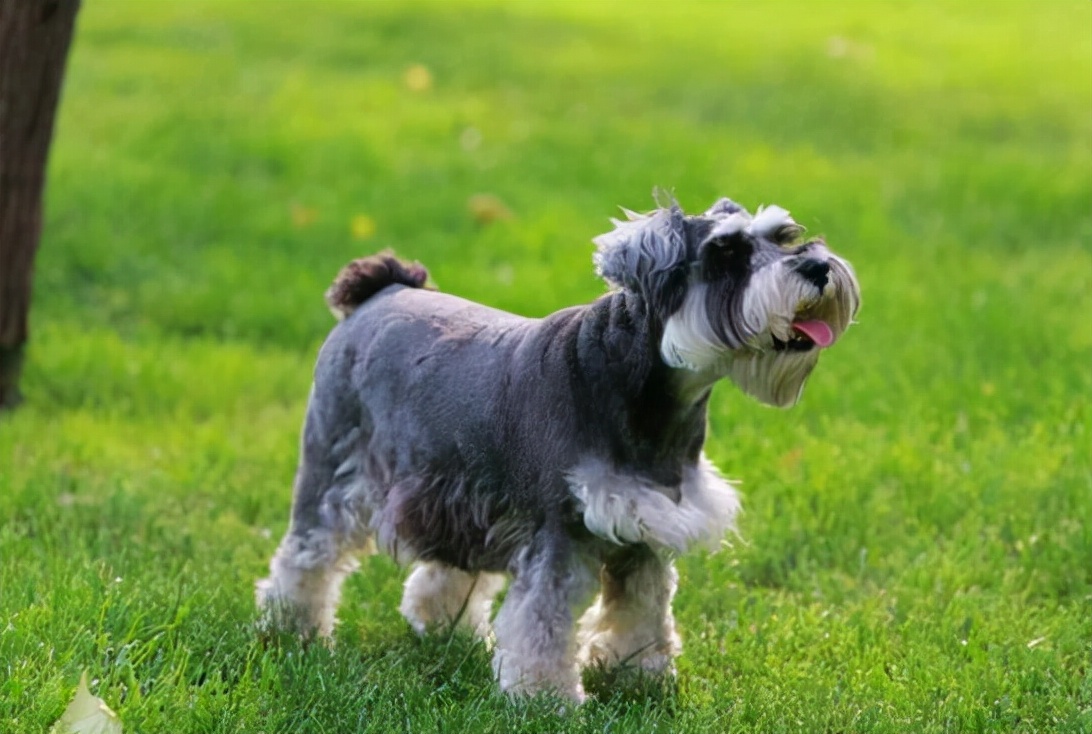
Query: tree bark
0 0 80 410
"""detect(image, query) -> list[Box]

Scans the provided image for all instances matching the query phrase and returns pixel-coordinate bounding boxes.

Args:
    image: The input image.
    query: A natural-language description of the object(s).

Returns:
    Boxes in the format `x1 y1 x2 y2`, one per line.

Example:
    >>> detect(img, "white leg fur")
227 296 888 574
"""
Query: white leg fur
399 562 505 639
255 529 363 638
492 550 599 702
577 556 681 674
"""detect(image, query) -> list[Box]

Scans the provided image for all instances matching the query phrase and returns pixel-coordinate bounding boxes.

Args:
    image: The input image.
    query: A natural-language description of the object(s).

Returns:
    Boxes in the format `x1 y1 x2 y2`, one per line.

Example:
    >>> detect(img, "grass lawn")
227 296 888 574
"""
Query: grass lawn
2 1 1090 731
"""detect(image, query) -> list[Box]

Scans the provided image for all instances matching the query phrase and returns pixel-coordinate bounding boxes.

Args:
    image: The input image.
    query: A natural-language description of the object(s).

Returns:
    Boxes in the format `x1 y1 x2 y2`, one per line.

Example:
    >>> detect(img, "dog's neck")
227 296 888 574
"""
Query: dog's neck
562 289 711 483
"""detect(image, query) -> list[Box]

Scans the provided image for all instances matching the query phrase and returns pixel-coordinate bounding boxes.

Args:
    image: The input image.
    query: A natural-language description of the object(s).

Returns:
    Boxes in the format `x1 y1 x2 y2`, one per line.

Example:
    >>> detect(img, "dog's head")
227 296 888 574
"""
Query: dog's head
593 195 861 407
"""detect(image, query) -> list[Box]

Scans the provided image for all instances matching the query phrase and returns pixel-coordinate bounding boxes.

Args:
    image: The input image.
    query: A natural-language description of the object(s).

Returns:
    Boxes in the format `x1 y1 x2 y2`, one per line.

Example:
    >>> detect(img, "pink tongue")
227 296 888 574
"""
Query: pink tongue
791 320 835 348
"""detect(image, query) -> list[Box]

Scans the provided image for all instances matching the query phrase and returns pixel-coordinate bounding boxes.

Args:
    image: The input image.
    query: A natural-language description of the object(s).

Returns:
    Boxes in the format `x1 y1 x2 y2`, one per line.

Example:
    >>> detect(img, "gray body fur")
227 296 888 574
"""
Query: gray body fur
304 285 701 571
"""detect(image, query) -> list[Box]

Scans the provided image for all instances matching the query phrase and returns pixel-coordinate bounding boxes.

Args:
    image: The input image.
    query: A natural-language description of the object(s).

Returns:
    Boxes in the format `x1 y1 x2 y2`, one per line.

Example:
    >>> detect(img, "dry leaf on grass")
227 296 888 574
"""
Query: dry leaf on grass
350 214 377 240
51 672 122 734
403 63 433 92
467 193 514 225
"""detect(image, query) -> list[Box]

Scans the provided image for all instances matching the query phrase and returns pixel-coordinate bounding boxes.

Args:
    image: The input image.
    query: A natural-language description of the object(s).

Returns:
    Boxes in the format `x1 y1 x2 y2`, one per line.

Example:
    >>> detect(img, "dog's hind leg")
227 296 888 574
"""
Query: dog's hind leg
257 396 372 639
256 527 363 639
400 562 506 640
491 536 599 702
577 545 681 675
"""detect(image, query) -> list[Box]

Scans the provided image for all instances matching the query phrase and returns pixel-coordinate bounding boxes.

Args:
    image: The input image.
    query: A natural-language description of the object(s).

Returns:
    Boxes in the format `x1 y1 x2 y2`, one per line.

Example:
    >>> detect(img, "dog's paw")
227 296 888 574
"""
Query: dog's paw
493 648 587 703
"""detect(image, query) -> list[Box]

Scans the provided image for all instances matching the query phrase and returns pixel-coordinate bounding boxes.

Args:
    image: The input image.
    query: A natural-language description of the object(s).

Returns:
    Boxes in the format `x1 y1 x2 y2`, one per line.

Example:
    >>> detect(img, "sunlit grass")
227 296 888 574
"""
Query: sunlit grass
2 1 1090 732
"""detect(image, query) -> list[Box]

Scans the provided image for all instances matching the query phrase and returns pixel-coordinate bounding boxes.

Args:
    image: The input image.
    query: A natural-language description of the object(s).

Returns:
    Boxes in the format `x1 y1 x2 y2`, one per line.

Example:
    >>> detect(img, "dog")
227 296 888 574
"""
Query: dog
256 195 860 702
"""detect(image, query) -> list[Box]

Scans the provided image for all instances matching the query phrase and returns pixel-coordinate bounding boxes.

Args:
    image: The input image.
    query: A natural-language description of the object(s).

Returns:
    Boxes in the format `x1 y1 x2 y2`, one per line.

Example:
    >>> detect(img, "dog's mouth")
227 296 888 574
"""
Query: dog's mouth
772 319 835 352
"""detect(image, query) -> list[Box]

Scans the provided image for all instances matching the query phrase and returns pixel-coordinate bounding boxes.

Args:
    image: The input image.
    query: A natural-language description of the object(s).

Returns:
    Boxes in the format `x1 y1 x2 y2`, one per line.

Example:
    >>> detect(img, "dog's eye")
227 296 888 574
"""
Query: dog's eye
772 223 805 246
709 233 750 255
707 230 751 253
701 231 753 277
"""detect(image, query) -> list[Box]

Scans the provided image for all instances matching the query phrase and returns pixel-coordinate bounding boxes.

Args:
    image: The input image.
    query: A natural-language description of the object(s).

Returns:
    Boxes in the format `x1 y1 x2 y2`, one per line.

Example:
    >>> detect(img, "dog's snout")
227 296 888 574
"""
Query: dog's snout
794 259 830 290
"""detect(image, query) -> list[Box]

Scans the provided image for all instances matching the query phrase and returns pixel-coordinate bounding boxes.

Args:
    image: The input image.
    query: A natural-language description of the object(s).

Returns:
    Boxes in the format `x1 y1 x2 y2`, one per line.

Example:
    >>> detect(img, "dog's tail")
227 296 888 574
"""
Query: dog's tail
324 251 430 321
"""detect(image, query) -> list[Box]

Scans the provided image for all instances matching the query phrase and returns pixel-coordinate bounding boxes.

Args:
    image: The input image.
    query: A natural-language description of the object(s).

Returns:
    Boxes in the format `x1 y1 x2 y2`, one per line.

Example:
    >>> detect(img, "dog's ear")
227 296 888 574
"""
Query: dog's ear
592 202 690 316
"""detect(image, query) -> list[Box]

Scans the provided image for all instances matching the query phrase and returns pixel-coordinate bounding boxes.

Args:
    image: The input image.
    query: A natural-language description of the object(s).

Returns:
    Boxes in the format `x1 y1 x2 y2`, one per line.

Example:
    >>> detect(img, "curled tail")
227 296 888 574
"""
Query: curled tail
324 251 430 321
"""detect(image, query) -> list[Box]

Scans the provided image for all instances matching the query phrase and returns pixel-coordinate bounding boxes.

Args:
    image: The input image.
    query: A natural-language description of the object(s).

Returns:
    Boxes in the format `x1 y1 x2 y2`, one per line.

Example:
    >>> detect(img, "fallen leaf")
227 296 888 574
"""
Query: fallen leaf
350 214 377 240
467 193 514 225
52 672 122 734
403 63 433 92
778 447 803 471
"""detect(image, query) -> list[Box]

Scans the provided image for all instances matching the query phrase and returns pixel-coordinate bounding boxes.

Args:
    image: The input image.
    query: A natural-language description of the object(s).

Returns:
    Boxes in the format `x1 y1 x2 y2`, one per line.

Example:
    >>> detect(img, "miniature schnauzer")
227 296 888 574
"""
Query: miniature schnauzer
256 195 860 702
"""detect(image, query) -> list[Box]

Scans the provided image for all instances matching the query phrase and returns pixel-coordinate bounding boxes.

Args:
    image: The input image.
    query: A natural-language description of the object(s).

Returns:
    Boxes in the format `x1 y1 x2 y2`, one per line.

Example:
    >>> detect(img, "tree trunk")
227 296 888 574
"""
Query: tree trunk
0 0 80 410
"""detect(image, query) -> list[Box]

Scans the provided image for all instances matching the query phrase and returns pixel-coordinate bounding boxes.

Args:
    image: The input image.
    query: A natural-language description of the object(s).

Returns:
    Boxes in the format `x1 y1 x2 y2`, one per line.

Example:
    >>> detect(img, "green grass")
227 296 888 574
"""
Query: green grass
2 1 1090 731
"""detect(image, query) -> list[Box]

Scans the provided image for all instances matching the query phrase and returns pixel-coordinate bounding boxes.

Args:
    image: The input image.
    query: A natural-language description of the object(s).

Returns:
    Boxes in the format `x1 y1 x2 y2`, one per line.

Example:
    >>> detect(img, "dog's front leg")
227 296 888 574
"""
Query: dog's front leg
577 545 681 675
491 537 599 702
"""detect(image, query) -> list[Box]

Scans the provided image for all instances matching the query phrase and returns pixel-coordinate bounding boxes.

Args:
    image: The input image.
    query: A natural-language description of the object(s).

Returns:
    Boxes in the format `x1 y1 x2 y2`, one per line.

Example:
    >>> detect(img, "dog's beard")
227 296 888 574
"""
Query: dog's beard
724 348 821 407
741 257 859 348
661 256 859 407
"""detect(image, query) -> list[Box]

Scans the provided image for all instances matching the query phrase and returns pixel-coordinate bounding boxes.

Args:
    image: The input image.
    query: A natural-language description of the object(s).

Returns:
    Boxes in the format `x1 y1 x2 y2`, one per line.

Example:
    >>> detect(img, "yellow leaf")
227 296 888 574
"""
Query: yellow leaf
350 214 377 240
403 63 433 92
52 672 123 734
467 193 514 225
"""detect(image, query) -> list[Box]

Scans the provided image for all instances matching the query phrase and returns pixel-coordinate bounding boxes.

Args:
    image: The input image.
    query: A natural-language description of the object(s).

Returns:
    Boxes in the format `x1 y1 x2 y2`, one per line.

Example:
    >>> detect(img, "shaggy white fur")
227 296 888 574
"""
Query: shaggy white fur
255 530 363 638
578 556 681 674
660 283 725 372
567 455 741 554
400 562 505 639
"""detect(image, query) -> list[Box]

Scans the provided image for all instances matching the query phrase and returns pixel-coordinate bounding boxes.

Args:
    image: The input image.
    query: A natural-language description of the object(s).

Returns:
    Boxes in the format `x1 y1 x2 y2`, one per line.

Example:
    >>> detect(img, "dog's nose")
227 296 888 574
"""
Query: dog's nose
794 259 830 290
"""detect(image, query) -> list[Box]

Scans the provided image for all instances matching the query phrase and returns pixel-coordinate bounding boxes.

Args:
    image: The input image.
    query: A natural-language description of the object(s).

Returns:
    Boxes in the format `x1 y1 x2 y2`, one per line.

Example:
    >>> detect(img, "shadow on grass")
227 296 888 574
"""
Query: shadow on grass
583 661 680 712
259 622 681 728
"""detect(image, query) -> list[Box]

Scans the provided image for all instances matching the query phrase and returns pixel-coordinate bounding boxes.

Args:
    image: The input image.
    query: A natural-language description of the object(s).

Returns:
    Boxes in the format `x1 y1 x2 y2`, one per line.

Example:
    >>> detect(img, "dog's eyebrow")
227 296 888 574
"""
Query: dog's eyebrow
705 213 751 241
748 205 804 244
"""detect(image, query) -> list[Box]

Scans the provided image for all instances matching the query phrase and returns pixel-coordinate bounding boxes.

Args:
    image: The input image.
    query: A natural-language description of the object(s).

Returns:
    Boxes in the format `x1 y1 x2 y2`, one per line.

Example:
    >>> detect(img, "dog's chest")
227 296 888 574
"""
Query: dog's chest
565 456 741 553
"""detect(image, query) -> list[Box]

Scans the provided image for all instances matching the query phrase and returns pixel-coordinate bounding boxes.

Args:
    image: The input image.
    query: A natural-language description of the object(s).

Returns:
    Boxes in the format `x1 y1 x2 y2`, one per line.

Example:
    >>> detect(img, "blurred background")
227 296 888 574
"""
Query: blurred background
35 3 1089 345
